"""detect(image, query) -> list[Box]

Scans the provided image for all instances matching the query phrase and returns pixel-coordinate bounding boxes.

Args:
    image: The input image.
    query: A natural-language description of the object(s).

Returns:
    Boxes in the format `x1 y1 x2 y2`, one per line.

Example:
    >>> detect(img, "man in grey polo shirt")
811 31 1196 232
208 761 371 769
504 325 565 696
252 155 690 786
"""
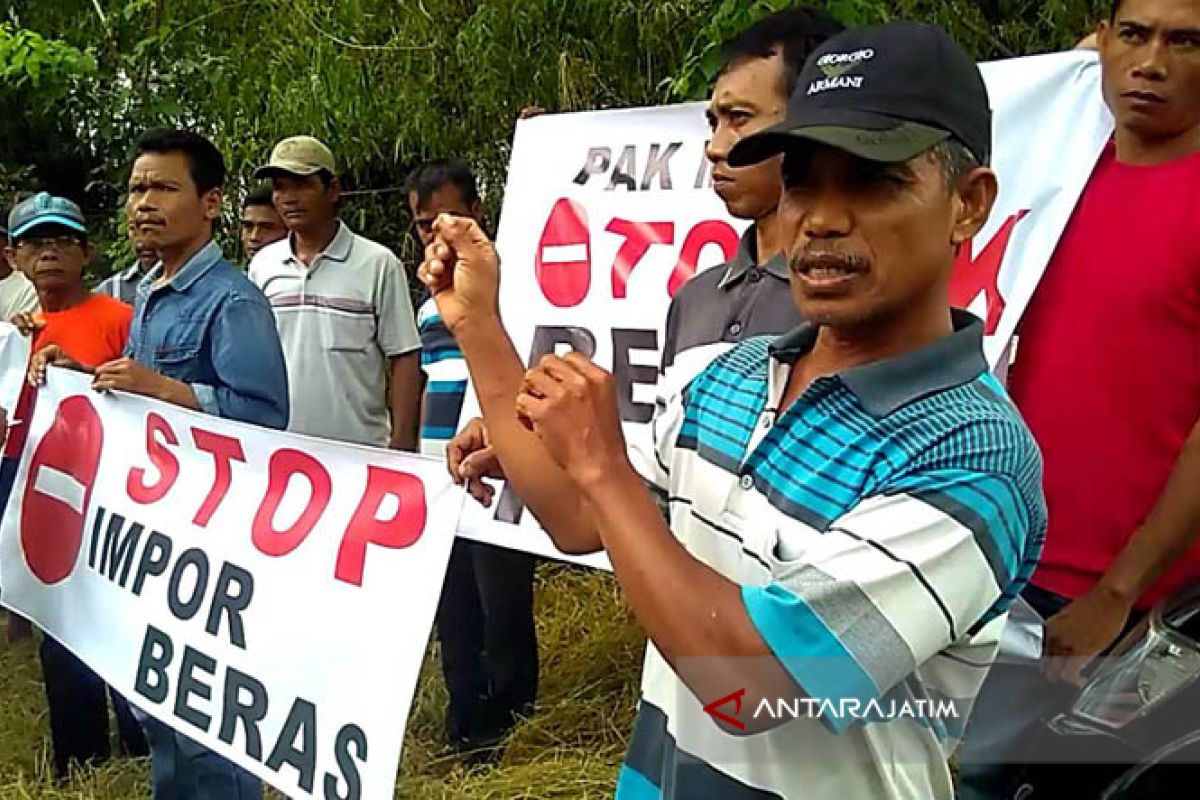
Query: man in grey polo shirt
659 8 841 394
248 135 421 449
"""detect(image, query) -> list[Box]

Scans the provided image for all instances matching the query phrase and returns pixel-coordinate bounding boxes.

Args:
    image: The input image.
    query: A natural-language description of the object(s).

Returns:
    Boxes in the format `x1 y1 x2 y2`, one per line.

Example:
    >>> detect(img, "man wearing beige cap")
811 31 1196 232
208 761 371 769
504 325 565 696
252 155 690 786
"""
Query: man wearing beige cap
249 136 421 449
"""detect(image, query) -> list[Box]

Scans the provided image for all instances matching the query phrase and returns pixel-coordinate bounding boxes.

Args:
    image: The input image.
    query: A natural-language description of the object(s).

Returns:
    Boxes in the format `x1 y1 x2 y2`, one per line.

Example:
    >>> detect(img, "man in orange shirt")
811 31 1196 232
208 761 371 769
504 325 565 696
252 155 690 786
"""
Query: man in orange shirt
8 193 132 364
5 192 146 776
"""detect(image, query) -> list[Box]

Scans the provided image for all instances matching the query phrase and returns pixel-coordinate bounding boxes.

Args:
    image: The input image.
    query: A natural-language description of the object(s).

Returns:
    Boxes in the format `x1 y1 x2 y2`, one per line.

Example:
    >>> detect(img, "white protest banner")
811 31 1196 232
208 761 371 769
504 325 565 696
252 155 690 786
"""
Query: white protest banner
0 322 30 416
0 366 461 800
457 50 1112 567
457 101 744 568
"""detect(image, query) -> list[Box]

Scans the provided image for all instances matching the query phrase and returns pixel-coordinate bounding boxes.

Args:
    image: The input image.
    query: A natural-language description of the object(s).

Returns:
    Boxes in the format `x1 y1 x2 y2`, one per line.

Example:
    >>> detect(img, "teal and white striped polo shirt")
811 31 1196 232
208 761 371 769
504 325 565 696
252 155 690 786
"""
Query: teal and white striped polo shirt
417 297 469 457
621 310 1046 800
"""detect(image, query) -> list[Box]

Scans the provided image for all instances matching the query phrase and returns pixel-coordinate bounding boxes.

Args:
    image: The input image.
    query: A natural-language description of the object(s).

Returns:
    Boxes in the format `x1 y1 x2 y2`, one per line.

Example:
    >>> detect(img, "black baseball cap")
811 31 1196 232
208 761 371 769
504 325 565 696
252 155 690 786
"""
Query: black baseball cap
729 20 991 167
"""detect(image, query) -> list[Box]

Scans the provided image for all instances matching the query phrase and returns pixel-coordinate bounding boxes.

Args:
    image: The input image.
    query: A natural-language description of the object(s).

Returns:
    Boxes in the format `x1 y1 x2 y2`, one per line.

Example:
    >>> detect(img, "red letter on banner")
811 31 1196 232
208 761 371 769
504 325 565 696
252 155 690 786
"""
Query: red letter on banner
607 218 674 299
948 209 1029 334
335 467 427 586
127 413 180 505
251 449 332 556
191 429 246 527
668 220 740 297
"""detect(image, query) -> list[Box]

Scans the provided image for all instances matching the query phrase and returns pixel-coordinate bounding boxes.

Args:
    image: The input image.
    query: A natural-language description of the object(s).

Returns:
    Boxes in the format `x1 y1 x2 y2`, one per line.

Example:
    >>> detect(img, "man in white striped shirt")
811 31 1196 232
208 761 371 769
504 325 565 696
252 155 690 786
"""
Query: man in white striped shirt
426 21 1046 800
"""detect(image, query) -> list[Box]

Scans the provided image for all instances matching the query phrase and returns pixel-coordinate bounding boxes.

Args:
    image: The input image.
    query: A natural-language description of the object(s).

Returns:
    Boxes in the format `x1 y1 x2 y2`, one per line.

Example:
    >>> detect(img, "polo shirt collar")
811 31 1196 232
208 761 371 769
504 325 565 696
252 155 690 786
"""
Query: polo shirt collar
285 221 354 266
142 239 222 295
769 308 987 417
717 225 789 289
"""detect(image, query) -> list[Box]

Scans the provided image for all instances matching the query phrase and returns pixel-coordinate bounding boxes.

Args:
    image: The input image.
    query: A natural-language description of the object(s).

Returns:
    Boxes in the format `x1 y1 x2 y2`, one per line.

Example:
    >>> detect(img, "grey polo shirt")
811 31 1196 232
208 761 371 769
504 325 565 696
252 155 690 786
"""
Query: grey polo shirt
657 225 799 399
248 222 420 447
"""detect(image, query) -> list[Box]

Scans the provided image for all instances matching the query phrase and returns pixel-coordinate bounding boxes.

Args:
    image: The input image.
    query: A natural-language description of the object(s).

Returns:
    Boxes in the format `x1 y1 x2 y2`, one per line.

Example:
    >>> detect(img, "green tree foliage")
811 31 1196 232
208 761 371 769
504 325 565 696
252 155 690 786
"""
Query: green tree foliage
3 0 716 273
2 0 1110 276
0 23 96 207
667 0 1111 98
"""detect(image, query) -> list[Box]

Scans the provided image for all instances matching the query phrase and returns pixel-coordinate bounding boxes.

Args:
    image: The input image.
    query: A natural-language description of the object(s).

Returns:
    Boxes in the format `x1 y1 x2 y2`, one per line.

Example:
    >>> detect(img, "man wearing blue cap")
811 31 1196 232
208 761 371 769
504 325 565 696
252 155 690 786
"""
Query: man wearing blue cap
7 193 132 369
5 192 145 778
428 20 1046 800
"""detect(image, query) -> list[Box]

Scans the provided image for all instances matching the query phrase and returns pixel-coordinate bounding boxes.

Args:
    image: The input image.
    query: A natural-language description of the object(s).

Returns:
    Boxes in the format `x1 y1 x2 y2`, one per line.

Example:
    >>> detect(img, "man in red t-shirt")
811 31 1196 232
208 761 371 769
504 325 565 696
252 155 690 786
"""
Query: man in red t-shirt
4 192 146 778
958 1 1200 796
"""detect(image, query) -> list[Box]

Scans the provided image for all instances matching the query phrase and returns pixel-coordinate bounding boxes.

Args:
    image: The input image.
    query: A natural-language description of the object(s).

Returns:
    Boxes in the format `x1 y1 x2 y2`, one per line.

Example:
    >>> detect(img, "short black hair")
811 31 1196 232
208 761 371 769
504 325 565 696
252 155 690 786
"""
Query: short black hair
243 185 274 209
717 6 845 98
134 129 226 195
404 160 480 207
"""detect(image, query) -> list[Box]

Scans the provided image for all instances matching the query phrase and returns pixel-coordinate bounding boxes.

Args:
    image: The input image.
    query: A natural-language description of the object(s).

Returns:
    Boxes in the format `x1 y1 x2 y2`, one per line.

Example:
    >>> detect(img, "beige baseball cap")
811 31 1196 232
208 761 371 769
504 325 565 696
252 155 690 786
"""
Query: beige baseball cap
253 136 336 179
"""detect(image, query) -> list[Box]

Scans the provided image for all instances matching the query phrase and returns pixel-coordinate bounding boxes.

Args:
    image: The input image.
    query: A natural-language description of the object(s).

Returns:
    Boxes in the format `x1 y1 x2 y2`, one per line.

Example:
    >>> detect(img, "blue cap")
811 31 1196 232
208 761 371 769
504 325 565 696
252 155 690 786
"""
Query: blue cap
8 192 88 244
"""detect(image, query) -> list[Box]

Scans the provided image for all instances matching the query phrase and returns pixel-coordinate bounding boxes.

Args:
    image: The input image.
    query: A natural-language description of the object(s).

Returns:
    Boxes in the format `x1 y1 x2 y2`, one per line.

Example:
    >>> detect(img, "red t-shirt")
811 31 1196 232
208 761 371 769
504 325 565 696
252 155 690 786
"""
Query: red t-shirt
4 295 132 459
33 293 132 368
1008 141 1200 609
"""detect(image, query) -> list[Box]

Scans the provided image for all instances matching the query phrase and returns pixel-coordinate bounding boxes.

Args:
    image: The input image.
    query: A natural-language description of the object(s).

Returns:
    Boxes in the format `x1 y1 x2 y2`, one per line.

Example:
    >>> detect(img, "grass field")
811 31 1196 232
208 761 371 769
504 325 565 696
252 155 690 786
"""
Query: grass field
0 565 644 799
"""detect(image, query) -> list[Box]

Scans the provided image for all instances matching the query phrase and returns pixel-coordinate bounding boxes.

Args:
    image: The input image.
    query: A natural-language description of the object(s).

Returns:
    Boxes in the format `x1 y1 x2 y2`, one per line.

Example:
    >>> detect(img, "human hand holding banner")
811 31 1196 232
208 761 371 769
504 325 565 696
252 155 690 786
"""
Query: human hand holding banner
0 366 461 800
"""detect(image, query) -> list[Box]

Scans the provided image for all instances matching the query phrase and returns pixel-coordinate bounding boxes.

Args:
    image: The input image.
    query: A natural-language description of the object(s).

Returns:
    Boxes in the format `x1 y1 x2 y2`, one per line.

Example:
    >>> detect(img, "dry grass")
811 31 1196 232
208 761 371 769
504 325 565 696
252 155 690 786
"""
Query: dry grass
0 565 644 799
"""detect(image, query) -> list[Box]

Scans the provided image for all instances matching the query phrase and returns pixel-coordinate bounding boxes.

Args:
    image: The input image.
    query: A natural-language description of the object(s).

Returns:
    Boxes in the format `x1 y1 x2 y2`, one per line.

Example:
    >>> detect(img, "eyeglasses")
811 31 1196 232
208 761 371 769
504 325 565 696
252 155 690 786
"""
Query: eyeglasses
15 235 84 252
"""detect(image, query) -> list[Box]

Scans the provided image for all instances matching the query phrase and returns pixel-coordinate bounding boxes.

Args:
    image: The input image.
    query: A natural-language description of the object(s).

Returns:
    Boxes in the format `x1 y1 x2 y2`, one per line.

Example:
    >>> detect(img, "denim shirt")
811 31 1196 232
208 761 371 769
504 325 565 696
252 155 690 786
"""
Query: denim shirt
125 240 289 430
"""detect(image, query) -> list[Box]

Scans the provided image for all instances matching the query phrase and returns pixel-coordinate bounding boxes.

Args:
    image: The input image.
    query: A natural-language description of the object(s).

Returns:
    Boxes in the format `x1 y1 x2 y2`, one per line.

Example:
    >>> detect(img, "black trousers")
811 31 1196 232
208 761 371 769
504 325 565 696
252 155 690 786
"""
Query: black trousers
435 539 539 747
40 635 148 778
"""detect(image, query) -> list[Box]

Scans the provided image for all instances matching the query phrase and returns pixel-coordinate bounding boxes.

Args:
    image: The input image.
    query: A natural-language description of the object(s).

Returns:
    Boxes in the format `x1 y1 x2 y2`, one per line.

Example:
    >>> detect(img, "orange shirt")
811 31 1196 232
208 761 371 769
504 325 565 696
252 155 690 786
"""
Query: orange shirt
33 294 133 368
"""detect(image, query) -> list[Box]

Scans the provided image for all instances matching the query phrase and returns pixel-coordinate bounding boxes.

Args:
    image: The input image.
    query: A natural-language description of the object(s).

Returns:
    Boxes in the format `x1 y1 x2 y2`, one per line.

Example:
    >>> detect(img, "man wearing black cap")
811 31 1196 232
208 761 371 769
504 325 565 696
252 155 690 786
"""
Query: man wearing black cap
425 20 1046 799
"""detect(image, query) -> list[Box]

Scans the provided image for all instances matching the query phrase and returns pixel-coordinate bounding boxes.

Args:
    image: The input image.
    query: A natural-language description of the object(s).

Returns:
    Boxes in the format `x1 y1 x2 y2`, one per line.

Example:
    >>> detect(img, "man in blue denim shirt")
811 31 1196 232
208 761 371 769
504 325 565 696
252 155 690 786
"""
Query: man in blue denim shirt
33 129 287 800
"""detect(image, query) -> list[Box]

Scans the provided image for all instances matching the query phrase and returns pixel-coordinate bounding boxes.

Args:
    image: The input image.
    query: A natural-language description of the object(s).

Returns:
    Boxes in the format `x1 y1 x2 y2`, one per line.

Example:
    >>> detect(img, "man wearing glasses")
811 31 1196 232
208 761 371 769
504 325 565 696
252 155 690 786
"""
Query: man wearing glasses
4 192 147 778
7 193 132 366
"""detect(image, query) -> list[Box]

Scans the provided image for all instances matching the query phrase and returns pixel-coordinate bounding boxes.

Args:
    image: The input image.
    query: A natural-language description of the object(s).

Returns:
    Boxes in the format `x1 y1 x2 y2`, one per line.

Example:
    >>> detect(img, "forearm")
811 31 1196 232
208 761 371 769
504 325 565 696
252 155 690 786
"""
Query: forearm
388 352 421 451
156 377 202 411
456 317 600 553
584 465 795 722
1101 419 1200 603
191 383 289 429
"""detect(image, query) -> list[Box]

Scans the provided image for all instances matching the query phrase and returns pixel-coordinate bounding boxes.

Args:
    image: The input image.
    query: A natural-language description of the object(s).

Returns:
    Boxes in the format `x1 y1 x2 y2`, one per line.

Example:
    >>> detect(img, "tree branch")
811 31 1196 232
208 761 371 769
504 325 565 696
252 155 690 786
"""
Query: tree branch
298 6 435 52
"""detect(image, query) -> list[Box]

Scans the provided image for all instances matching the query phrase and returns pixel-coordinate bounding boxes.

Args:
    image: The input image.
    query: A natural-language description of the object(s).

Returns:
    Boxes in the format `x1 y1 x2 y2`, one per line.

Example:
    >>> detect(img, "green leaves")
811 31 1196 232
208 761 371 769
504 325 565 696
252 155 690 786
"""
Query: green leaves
663 0 779 100
0 24 96 90
0 0 1110 282
665 0 1109 100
